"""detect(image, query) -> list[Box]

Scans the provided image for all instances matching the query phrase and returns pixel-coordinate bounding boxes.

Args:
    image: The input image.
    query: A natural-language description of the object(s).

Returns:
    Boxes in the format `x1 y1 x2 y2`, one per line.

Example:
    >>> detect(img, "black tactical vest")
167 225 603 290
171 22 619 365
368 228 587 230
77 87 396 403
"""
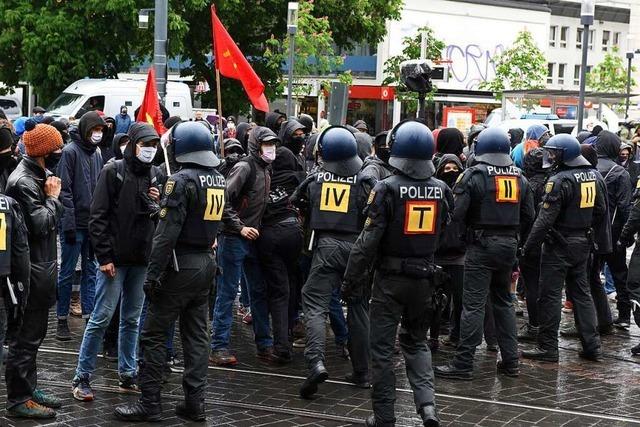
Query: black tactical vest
468 164 522 227
174 168 226 248
0 195 14 276
553 168 597 229
308 170 363 234
381 175 448 258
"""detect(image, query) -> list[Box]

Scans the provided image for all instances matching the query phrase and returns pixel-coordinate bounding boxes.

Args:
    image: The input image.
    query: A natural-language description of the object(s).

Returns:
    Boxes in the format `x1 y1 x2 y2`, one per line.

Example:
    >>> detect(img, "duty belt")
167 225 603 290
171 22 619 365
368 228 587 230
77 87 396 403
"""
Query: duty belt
471 227 518 237
379 256 435 279
555 226 590 236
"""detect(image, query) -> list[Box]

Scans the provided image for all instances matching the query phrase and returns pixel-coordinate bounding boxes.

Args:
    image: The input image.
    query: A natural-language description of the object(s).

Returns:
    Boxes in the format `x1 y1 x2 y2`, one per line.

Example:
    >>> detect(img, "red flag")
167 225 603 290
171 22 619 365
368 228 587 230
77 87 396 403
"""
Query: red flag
136 68 166 135
211 6 269 112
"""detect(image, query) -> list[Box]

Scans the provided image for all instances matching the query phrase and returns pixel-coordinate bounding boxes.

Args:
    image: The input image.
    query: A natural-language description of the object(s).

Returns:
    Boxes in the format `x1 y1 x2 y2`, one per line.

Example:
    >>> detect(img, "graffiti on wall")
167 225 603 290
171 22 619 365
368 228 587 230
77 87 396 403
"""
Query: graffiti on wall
445 44 505 90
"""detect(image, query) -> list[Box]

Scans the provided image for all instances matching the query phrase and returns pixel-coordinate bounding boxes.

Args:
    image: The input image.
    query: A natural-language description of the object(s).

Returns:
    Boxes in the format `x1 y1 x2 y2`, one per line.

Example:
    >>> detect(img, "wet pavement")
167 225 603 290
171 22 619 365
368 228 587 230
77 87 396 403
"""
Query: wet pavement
1 300 640 426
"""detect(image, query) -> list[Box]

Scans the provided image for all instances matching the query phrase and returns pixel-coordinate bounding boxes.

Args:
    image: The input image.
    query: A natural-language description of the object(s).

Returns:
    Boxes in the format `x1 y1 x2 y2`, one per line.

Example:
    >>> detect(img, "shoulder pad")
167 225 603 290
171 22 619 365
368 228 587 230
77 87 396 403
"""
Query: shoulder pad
161 176 186 208
452 168 478 194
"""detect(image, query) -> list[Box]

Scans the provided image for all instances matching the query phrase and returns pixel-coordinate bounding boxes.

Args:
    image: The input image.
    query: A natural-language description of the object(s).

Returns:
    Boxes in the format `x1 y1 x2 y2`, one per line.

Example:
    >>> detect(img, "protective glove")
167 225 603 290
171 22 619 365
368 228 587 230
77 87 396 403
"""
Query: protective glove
340 280 362 303
64 230 76 245
143 280 162 302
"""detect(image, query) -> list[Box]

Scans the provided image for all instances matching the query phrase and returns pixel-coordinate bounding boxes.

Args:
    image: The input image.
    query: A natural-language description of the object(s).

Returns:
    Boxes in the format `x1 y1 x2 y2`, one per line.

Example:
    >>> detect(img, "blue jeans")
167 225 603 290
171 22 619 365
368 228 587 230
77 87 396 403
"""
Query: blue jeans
76 266 146 378
604 263 616 295
329 287 348 345
57 230 98 318
212 234 272 350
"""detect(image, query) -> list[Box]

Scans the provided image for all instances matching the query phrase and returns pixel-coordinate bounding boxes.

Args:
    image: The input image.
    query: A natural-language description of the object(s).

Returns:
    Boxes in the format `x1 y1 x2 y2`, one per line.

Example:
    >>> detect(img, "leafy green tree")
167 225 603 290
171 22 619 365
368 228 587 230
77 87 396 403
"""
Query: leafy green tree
587 46 636 93
479 29 546 100
0 0 402 113
0 0 140 104
381 25 445 109
264 0 352 102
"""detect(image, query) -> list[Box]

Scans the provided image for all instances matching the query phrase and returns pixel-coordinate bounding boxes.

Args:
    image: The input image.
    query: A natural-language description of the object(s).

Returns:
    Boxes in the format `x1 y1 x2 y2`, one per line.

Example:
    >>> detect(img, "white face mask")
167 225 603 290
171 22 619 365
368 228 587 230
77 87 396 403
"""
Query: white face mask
260 145 276 163
90 131 103 144
120 143 128 154
137 146 157 163
227 122 235 130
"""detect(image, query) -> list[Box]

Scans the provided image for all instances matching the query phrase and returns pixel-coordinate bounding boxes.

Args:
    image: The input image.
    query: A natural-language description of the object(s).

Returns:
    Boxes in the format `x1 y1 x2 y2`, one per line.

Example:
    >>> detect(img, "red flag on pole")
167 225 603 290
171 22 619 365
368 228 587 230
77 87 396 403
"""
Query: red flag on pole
136 68 166 135
211 6 269 112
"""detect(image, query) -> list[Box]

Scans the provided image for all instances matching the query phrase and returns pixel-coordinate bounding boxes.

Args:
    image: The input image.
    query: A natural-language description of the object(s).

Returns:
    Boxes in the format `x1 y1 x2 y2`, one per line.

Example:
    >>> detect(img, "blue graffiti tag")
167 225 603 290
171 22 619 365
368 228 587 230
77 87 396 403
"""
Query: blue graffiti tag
445 44 505 90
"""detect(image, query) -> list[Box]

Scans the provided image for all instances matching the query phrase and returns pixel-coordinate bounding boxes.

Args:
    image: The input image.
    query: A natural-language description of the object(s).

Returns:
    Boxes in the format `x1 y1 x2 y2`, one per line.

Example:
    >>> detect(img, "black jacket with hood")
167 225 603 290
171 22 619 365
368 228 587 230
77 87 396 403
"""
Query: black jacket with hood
278 119 306 169
89 123 160 266
434 154 465 265
6 157 64 309
263 146 305 226
58 111 105 232
596 130 632 238
222 126 273 233
522 148 547 210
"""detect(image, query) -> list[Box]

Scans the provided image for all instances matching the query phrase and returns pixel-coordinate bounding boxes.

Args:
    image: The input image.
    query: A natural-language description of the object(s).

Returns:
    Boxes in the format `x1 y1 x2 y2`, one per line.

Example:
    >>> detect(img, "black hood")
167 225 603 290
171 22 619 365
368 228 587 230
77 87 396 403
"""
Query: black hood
354 132 373 161
248 126 279 161
128 122 159 146
595 130 621 160
112 133 129 160
437 128 464 157
508 128 524 149
265 112 286 133
435 153 463 176
581 144 598 168
236 122 251 152
523 147 545 178
278 119 306 147
78 111 106 143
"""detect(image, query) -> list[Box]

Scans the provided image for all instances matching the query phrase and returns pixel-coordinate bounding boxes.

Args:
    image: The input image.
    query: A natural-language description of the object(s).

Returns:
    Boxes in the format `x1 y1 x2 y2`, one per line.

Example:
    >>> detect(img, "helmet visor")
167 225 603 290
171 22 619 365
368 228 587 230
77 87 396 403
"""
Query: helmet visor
542 148 562 169
474 152 513 167
322 155 363 177
388 157 435 179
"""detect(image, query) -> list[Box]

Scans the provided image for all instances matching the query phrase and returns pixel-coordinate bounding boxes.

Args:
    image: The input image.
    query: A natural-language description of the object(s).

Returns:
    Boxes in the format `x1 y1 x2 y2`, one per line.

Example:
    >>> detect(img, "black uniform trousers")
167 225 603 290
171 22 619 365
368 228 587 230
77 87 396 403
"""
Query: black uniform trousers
625 243 640 327
5 306 49 408
302 237 369 377
520 250 541 327
592 248 630 321
587 252 613 329
537 236 601 354
257 218 304 356
138 252 215 410
453 235 518 370
370 269 435 424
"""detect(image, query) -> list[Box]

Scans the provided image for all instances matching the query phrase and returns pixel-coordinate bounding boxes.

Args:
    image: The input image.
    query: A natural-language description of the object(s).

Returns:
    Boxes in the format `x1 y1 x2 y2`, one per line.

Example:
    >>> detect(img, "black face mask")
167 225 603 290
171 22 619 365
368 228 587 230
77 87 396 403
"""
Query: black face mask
377 147 391 163
286 136 305 155
45 152 62 172
440 170 461 188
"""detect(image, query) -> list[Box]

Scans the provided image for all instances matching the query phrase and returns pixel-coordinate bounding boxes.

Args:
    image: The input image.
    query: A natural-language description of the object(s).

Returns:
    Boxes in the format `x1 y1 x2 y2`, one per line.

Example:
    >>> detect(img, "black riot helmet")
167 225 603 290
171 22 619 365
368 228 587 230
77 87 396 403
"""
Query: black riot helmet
317 125 362 176
388 120 435 179
171 121 220 167
474 127 512 167
543 134 590 168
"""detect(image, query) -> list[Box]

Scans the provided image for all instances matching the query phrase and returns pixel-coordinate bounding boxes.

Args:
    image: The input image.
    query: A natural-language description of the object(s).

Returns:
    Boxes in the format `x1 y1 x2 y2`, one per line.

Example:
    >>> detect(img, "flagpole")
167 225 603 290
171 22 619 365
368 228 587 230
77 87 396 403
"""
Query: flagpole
215 67 225 157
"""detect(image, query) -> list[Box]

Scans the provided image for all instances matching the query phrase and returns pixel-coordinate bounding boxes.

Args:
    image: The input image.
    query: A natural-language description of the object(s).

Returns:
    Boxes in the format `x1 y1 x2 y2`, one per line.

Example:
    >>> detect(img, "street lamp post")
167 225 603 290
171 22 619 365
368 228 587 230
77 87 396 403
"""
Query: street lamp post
577 0 595 131
286 2 299 118
626 51 634 120
138 2 168 102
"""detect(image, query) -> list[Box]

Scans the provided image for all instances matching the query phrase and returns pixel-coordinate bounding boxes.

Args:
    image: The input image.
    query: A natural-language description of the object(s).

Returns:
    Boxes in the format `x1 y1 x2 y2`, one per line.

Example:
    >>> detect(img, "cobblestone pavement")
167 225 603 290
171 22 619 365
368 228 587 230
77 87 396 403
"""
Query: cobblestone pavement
1 300 640 426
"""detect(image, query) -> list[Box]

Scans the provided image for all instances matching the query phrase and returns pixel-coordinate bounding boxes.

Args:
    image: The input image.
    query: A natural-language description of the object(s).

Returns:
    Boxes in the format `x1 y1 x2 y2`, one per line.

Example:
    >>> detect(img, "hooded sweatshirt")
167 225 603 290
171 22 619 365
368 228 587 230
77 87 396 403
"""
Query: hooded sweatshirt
355 132 373 161
266 111 286 134
236 122 251 153
263 146 306 225
434 128 464 165
596 130 632 236
278 119 307 169
223 126 273 232
111 133 129 161
508 128 524 149
435 153 465 264
511 124 548 168
522 148 547 210
89 124 159 266
58 111 105 232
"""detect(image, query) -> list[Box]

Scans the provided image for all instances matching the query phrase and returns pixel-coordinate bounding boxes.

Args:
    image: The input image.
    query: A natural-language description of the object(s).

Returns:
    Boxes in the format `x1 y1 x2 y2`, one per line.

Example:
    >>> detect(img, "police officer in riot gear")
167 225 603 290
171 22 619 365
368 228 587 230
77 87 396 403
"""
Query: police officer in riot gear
435 127 534 380
290 125 374 399
115 121 241 422
521 134 608 362
343 120 450 427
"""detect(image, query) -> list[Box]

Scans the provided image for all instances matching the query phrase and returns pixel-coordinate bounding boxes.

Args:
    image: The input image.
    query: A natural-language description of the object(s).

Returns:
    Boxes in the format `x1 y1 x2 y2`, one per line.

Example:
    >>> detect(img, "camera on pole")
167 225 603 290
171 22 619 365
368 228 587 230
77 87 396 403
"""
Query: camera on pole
400 59 433 123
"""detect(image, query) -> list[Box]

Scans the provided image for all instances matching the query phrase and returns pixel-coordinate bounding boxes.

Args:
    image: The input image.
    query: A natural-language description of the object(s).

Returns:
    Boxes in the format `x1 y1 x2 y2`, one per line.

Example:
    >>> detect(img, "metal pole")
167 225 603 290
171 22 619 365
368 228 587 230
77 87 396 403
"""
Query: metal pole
286 33 296 117
154 0 168 102
216 67 225 157
577 24 589 131
626 52 633 120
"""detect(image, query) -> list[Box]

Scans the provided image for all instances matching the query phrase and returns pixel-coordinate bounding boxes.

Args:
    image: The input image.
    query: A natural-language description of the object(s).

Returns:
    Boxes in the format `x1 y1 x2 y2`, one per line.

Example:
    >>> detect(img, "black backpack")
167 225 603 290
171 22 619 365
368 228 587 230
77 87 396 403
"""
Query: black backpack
113 159 159 205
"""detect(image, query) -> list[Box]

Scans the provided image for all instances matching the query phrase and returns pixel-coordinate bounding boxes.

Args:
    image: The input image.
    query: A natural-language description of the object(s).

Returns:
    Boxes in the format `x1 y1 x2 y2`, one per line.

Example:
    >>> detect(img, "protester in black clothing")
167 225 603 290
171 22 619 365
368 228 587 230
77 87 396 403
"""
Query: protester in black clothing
620 143 639 187
5 121 64 418
594 131 633 328
508 128 524 150
434 127 465 165
266 111 287 134
257 146 305 362
0 125 19 192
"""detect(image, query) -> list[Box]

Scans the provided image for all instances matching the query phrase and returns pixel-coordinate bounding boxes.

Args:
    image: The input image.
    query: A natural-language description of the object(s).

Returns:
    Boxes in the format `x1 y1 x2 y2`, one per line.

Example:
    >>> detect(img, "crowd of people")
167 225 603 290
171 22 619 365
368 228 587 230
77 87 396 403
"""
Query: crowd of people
0 102 637 427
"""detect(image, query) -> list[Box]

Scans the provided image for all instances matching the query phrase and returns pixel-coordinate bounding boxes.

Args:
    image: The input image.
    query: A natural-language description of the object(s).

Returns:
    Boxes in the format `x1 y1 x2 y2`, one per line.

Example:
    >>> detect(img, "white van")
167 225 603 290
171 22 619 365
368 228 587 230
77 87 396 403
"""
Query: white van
47 78 193 120
0 96 22 120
